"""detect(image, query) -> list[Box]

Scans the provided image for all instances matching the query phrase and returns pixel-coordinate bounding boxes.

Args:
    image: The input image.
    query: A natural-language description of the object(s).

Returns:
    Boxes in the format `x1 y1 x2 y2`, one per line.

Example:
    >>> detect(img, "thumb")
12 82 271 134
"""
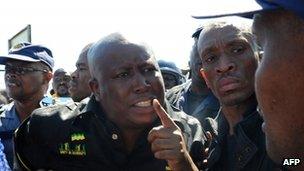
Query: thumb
153 99 176 128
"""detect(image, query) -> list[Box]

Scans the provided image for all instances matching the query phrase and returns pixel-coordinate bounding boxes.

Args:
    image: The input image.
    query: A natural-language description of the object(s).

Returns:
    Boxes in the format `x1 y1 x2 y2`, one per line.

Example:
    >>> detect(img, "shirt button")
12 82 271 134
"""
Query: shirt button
238 155 243 162
245 147 251 152
112 134 118 140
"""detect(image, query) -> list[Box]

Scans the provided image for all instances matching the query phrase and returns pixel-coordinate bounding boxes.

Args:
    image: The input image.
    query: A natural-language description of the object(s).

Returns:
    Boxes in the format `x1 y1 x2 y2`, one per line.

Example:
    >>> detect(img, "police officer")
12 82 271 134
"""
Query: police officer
0 43 54 168
15 33 205 171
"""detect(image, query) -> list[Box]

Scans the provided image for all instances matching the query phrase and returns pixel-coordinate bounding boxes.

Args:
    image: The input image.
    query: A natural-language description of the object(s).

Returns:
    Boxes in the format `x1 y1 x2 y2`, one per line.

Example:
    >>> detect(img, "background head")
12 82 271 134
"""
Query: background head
52 68 71 97
158 60 185 90
69 43 93 102
189 29 207 88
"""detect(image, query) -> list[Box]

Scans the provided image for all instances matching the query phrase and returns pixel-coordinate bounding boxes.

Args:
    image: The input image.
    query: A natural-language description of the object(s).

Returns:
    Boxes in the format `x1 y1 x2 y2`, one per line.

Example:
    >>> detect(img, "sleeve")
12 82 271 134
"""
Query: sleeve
14 115 50 170
0 138 11 171
172 110 206 170
186 116 206 165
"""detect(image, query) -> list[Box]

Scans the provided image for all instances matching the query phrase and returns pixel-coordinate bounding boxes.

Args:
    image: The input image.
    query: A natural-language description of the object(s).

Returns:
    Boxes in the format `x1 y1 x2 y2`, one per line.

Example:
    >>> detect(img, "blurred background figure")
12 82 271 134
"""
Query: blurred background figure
50 68 72 104
158 60 185 90
0 90 11 104
0 138 10 170
50 68 71 97
166 27 219 125
0 94 7 106
69 43 93 102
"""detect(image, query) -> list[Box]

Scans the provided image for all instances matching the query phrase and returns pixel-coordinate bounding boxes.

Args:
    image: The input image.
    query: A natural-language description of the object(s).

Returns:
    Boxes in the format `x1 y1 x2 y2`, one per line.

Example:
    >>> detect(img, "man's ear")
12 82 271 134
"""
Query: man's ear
200 68 211 88
257 51 263 62
89 78 101 101
43 71 53 84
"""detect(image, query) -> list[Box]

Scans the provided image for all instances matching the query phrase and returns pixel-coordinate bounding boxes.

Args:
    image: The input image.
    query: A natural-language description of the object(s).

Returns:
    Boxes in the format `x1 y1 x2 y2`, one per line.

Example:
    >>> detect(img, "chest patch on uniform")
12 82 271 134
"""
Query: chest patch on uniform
71 132 85 141
58 132 86 156
59 143 86 156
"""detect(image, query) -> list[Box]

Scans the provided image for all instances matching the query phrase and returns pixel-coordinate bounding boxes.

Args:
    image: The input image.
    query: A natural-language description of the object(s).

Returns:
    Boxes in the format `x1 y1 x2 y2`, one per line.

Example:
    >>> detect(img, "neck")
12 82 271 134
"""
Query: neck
14 94 44 122
221 95 256 135
121 128 144 153
190 81 210 96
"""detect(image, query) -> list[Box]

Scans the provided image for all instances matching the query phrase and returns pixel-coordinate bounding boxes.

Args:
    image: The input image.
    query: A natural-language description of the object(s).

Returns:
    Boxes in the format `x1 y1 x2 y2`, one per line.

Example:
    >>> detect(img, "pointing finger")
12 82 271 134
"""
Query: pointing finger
153 99 176 128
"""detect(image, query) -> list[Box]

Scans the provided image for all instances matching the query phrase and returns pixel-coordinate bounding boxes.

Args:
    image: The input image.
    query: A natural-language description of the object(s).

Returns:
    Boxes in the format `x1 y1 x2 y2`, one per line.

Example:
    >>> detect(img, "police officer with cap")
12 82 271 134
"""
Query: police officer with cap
0 42 54 168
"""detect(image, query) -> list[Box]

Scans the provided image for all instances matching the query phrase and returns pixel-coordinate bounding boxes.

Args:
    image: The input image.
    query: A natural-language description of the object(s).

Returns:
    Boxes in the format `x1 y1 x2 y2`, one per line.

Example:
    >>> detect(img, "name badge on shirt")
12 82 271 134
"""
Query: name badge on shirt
58 132 86 156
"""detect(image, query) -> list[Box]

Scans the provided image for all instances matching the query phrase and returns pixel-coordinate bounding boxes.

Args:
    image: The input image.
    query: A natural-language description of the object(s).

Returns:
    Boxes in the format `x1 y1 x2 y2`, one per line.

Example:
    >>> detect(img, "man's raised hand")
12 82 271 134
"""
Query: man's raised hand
147 99 198 171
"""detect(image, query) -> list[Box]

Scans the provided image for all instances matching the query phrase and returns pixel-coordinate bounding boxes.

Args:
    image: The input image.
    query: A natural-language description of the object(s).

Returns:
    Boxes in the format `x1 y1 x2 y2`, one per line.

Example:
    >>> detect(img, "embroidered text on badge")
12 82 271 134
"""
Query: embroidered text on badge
59 132 86 156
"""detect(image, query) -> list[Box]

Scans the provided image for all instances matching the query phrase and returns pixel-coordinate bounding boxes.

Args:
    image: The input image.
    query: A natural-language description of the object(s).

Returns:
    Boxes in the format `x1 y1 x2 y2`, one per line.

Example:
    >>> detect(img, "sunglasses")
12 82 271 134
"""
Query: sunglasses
0 65 48 75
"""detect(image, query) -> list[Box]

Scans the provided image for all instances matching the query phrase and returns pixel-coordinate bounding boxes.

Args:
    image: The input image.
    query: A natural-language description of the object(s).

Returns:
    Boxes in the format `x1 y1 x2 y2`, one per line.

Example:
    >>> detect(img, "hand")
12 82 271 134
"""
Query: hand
147 99 198 171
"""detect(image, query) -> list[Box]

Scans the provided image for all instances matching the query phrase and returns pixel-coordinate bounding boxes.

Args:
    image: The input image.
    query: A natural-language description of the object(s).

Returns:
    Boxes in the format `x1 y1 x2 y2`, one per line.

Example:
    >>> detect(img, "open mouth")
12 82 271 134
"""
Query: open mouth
134 100 152 107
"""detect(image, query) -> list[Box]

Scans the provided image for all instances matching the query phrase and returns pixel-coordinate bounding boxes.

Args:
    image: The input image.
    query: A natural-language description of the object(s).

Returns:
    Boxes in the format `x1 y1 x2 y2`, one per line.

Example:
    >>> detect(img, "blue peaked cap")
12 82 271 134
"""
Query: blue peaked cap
0 42 54 70
192 0 304 20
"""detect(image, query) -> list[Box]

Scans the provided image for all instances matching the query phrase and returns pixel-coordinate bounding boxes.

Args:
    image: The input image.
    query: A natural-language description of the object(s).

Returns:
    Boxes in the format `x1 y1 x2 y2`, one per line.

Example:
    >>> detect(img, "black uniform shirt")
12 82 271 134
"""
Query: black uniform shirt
14 96 205 171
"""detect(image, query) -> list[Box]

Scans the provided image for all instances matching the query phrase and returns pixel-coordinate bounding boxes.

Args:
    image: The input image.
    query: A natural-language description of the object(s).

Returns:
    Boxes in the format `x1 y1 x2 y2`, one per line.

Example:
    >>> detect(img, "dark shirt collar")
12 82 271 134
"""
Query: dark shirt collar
214 99 258 142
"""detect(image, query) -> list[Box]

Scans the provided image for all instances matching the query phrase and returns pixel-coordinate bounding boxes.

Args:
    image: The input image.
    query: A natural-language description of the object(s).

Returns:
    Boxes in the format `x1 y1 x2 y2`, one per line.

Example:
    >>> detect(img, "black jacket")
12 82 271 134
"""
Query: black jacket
204 102 278 171
14 96 206 171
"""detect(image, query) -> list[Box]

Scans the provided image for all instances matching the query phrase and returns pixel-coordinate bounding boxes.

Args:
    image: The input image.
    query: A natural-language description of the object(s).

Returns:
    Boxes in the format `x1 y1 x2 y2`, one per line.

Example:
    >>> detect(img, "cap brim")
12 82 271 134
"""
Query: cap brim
0 54 40 65
161 67 182 76
192 5 279 19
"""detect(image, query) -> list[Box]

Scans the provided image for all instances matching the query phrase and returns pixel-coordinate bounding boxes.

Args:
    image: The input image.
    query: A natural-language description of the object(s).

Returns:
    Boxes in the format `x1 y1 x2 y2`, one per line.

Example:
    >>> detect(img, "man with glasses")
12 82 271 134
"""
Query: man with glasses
0 42 54 168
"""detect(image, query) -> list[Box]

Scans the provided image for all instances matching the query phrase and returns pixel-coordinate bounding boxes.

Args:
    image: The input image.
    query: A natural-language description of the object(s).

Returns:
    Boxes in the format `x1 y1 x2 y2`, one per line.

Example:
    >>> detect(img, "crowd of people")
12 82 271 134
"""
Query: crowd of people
0 0 303 170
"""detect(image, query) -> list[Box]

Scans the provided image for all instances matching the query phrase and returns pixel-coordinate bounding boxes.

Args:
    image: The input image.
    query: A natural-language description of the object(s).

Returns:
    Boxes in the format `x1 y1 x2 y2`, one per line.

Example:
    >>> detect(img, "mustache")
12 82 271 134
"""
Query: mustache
69 79 78 87
217 73 241 82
